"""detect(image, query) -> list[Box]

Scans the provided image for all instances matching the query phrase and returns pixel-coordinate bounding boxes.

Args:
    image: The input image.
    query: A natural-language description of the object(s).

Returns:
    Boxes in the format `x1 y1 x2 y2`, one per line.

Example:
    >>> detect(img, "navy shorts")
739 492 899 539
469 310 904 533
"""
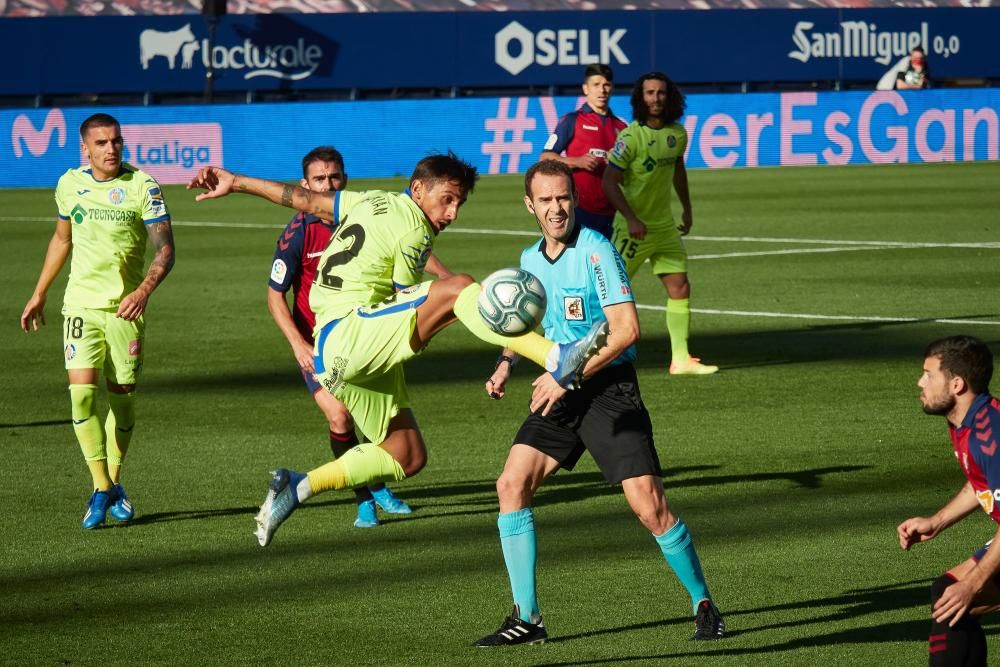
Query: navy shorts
513 363 662 484
574 208 615 240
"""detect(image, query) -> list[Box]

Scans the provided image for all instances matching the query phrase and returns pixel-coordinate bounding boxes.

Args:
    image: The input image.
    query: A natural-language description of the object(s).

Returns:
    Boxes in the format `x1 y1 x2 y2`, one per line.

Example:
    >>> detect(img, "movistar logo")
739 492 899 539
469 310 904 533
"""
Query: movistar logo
71 204 87 224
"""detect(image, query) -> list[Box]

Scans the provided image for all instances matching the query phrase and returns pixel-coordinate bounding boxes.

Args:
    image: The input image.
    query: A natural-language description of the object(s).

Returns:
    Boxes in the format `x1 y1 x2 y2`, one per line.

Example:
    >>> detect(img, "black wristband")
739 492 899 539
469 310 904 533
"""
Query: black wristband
494 354 515 373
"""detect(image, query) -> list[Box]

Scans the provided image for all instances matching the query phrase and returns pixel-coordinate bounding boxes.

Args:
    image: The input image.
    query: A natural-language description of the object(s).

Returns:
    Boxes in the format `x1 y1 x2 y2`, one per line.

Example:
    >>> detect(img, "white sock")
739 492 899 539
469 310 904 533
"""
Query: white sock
544 343 560 372
296 477 313 502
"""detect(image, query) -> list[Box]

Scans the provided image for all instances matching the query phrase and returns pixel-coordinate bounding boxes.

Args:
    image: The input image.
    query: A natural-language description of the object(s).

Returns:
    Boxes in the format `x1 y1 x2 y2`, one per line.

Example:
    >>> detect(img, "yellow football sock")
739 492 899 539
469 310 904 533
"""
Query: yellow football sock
666 298 691 363
454 283 553 368
70 384 112 491
106 391 135 483
307 443 406 495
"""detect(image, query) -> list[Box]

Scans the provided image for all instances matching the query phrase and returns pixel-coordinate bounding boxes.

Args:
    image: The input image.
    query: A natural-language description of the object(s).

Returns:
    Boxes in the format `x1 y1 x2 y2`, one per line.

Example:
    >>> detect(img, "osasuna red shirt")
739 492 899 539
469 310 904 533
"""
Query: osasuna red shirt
544 102 627 217
268 212 335 341
950 393 1000 523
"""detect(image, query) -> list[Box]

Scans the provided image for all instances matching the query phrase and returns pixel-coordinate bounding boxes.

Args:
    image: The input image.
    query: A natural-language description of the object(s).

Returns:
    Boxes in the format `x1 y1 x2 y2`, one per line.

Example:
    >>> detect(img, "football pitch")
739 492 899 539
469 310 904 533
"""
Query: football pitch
2 161 999 665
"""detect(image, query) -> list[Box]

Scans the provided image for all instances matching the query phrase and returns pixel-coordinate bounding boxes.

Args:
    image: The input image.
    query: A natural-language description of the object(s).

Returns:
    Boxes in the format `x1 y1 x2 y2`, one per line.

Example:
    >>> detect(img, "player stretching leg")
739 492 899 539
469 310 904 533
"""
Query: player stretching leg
268 146 415 528
188 154 609 546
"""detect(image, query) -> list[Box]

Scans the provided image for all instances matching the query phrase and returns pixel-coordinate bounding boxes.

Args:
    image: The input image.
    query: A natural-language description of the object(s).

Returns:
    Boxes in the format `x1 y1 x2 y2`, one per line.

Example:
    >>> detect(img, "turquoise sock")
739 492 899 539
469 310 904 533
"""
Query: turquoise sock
498 508 538 622
654 518 711 613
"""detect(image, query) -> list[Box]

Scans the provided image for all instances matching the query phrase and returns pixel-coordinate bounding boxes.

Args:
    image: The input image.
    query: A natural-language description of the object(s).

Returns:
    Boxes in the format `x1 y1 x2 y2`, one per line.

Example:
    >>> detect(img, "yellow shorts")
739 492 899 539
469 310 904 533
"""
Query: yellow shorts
611 218 687 277
312 282 431 444
61 305 144 384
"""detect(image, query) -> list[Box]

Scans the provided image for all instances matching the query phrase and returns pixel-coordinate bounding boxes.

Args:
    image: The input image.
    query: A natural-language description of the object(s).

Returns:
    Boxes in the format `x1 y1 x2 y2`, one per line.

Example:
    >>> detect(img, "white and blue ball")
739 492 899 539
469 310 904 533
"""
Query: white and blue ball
477 268 547 336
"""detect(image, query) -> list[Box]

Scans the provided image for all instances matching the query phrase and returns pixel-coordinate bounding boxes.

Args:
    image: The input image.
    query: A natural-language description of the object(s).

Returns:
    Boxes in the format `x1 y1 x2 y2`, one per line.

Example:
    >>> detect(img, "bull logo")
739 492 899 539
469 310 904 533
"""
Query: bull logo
11 109 66 158
140 24 198 70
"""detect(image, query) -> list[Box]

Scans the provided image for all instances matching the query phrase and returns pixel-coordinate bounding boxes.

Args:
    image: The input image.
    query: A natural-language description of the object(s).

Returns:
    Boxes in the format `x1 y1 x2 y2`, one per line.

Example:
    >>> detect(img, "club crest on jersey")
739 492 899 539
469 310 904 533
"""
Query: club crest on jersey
129 339 141 356
667 135 677 148
108 187 126 206
64 344 76 361
564 296 585 321
270 259 287 284
977 488 997 514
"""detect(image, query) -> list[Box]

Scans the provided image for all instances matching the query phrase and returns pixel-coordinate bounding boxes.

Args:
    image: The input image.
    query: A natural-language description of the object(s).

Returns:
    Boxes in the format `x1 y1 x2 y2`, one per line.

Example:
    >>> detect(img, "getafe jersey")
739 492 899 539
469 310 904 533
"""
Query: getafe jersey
270 191 366 340
950 393 1000 524
520 224 636 364
55 163 169 309
309 191 434 324
544 103 627 217
607 121 688 230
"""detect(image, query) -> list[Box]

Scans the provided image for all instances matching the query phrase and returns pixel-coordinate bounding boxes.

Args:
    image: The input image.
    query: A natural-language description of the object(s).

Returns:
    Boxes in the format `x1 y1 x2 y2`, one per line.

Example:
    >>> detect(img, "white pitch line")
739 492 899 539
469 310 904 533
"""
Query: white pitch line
689 246 903 260
5 216 997 248
687 235 1000 249
4 215 995 326
636 304 1000 326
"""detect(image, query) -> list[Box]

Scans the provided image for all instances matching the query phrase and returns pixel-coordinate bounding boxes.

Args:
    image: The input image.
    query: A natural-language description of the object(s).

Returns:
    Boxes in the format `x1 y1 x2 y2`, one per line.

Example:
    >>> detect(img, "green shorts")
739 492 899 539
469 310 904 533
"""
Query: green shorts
611 217 687 277
312 282 431 444
61 305 144 384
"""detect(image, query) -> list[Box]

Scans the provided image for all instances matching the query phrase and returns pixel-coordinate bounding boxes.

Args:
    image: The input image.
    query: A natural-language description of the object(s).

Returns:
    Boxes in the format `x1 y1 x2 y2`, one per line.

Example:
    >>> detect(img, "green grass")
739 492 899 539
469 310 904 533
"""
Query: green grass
1 161 999 665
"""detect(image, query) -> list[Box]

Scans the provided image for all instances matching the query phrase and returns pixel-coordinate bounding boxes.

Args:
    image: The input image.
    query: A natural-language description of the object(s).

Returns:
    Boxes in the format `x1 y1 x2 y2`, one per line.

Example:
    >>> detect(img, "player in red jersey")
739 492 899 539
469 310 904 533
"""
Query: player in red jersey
268 146 424 528
898 335 999 666
540 63 627 240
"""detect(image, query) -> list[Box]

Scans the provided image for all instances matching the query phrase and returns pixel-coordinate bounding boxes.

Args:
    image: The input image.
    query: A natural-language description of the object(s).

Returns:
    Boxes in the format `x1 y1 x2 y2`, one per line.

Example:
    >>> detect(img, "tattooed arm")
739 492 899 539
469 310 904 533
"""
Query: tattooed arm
187 166 334 219
117 219 176 321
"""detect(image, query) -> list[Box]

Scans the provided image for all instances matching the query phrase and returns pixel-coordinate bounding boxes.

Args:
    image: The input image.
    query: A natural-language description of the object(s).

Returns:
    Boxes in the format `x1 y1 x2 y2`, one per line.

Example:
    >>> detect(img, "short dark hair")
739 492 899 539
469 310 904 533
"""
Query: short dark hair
410 151 478 195
80 113 119 139
301 146 345 179
524 159 576 198
925 335 994 394
584 64 613 82
631 71 686 125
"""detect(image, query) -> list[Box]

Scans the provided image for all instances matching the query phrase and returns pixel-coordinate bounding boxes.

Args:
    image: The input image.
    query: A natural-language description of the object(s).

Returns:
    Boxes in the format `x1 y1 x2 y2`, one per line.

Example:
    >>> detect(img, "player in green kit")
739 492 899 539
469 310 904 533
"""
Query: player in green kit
187 153 609 547
603 71 717 376
20 113 176 529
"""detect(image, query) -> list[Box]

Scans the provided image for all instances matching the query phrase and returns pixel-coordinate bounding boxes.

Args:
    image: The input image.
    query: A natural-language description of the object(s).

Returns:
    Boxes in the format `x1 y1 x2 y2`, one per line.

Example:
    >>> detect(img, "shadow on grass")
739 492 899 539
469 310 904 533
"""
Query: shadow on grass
537 578 996 664
107 463 865 529
0 419 69 429
141 324 1000 394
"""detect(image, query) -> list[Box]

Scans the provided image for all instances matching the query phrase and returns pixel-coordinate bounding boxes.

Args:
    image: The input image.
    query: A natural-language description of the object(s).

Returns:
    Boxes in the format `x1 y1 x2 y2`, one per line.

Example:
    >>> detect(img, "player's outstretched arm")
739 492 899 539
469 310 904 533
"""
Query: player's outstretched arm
188 166 334 218
21 218 72 333
118 219 175 321
897 481 980 550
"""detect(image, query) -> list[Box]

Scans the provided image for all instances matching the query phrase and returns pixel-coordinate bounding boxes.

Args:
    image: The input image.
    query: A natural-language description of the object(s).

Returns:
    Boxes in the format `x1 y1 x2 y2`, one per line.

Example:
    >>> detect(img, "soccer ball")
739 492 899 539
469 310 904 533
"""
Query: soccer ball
478 268 547 335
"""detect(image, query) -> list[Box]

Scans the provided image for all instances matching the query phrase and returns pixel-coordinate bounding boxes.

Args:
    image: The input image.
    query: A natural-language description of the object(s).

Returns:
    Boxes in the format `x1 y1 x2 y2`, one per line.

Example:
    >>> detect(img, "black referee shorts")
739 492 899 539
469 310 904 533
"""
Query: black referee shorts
513 362 661 484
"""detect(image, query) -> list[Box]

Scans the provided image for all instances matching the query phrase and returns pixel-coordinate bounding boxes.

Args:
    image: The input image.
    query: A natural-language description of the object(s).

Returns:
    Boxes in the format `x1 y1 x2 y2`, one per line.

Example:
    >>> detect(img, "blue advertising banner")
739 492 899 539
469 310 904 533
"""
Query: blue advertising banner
3 89 998 189
0 9 997 95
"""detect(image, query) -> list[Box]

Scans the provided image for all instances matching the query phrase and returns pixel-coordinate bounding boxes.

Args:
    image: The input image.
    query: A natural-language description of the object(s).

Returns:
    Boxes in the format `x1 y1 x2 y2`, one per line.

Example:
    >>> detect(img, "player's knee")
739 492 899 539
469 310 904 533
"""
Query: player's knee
496 472 532 505
931 574 956 605
402 449 426 477
324 409 353 434
445 273 475 293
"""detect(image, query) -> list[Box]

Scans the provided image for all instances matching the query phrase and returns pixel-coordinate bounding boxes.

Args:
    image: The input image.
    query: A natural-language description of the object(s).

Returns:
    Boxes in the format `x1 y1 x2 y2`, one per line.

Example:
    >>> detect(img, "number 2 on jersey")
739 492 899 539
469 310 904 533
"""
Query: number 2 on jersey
319 224 366 289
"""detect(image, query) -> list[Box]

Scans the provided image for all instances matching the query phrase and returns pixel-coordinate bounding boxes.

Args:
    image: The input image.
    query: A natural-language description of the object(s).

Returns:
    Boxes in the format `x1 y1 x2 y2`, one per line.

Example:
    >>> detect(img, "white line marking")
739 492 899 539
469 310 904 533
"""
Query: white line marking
4 216 995 326
4 216 999 249
690 246 900 260
687 235 1000 249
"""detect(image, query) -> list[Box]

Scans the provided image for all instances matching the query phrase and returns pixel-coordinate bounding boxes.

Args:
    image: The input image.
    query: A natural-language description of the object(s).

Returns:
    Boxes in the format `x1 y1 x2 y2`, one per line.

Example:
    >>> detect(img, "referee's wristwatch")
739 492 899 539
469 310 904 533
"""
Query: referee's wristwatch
494 354 516 373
